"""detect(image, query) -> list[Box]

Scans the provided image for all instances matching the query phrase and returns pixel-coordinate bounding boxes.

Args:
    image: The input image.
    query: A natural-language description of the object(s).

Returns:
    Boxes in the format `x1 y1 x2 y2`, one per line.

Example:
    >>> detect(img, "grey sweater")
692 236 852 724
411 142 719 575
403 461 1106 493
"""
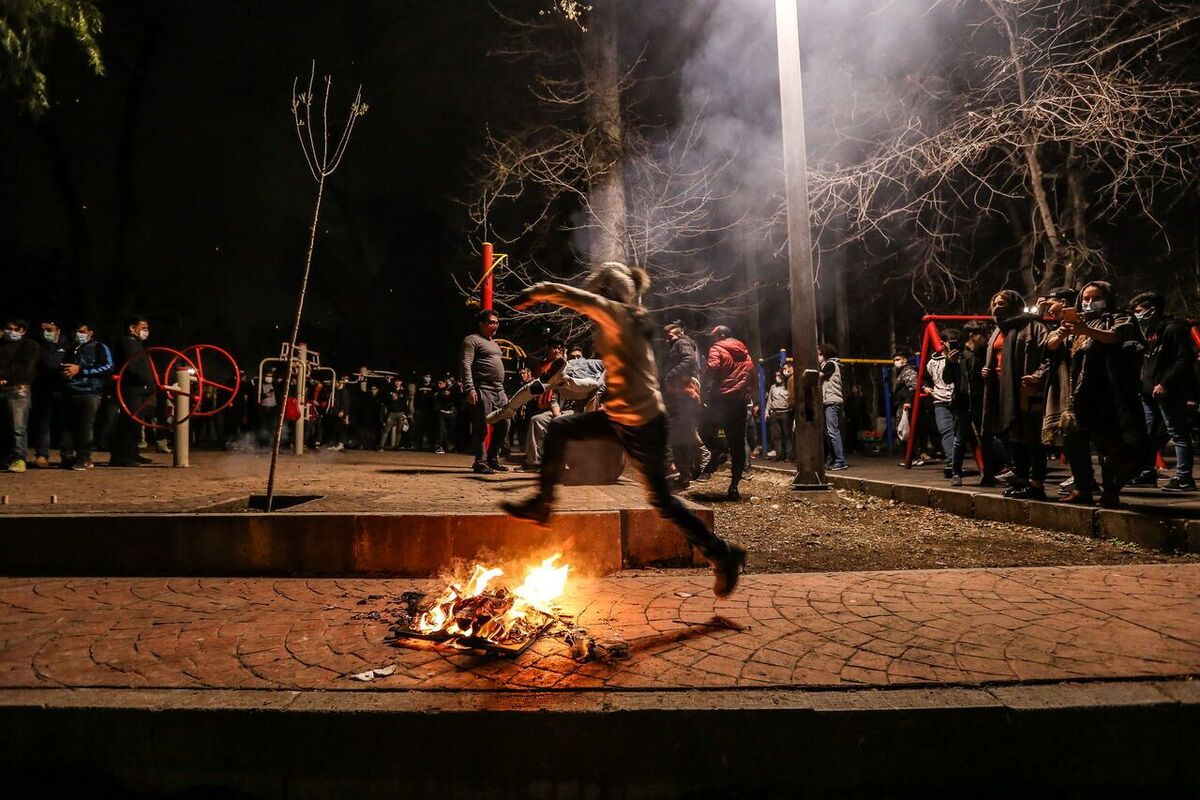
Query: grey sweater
459 333 505 392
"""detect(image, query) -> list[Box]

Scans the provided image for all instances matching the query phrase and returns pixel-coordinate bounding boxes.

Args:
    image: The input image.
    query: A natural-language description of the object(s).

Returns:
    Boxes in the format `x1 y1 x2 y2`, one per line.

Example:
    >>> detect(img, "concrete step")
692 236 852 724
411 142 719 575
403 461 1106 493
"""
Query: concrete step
0 507 708 577
2 681 1197 797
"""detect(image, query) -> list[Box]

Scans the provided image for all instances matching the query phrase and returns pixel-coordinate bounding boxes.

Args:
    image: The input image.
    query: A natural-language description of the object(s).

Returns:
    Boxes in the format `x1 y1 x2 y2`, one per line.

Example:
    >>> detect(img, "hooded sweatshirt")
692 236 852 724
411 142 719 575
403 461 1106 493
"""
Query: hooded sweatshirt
521 281 665 426
706 337 756 401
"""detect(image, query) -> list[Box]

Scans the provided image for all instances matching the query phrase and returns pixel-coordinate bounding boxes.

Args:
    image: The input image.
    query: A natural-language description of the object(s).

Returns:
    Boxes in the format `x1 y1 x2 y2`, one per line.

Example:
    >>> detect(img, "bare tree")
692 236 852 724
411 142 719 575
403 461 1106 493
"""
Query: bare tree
465 1 752 339
265 63 366 511
805 0 1200 302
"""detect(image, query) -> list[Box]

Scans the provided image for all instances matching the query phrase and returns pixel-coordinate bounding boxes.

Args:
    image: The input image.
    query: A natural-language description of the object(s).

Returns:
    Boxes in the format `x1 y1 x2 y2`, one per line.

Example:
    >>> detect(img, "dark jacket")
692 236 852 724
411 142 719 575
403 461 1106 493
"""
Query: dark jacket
65 339 114 396
958 347 986 420
706 337 757 401
662 335 700 392
982 314 1047 438
115 333 155 391
0 337 41 387
892 363 917 412
1141 317 1196 398
1069 282 1146 450
35 336 70 392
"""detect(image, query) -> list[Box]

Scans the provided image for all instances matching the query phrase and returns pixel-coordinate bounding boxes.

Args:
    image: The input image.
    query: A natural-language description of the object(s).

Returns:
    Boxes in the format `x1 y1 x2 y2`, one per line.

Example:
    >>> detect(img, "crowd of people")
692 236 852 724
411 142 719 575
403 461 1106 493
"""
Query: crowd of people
892 285 1198 508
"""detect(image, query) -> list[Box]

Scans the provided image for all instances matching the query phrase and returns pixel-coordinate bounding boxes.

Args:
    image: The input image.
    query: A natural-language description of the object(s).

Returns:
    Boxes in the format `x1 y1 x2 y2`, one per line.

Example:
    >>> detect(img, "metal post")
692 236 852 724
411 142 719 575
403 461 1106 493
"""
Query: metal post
173 368 190 468
294 343 307 455
482 242 494 311
775 0 827 490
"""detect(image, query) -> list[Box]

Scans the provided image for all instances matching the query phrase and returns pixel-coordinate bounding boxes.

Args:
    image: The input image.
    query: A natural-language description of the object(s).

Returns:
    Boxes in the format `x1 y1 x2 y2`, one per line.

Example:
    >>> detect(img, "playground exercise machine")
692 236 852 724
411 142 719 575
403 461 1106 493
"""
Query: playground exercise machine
257 342 337 456
114 344 242 468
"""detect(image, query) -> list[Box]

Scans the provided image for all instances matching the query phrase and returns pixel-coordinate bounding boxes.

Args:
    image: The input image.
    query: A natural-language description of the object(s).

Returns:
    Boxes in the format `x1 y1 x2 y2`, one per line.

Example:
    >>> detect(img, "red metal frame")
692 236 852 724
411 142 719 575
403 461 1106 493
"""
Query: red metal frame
114 346 199 430
115 344 241 429
164 344 242 420
482 242 494 311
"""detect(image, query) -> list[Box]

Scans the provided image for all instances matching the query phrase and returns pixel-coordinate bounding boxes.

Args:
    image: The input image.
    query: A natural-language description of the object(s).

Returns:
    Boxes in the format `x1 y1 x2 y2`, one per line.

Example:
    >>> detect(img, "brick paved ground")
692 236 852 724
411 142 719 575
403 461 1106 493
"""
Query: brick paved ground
2 564 1196 692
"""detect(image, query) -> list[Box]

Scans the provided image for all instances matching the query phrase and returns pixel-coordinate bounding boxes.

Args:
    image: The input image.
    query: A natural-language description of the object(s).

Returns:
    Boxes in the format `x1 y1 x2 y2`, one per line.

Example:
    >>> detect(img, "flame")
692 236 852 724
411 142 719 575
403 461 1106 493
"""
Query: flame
409 554 569 647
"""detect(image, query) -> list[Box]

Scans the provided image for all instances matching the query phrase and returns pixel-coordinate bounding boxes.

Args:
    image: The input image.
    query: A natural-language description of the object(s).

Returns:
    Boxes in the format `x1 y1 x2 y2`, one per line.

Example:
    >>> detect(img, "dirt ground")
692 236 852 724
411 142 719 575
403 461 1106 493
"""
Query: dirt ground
680 468 1200 574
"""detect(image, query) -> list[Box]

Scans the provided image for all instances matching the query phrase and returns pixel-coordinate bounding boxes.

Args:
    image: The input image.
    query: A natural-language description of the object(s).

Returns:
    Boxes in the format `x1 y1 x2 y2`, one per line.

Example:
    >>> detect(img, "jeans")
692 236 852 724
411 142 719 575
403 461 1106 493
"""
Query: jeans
933 403 957 466
824 404 846 467
703 395 748 484
768 411 791 460
1144 397 1194 479
951 413 992 478
536 411 729 561
62 394 102 462
0 386 32 462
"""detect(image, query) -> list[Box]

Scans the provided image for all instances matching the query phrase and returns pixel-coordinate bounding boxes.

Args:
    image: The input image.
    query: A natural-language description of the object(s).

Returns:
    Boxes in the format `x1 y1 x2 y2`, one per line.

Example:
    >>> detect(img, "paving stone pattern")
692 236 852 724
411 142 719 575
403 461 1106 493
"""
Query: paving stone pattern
1 565 1196 692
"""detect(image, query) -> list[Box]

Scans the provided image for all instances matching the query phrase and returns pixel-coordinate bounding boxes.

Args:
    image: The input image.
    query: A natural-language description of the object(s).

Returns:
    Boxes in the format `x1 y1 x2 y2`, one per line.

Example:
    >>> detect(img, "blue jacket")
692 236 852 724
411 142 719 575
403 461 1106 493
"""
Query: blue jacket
65 340 114 396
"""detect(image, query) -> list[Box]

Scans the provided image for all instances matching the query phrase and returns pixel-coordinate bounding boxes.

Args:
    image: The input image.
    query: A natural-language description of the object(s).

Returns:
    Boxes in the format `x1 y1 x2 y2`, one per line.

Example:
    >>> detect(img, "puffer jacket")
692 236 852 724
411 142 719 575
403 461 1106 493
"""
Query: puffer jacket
706 337 756 401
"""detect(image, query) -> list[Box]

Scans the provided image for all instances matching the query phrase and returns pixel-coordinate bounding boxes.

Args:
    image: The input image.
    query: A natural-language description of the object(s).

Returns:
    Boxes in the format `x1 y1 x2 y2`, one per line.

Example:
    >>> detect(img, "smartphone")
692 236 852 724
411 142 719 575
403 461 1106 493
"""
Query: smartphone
1061 308 1079 325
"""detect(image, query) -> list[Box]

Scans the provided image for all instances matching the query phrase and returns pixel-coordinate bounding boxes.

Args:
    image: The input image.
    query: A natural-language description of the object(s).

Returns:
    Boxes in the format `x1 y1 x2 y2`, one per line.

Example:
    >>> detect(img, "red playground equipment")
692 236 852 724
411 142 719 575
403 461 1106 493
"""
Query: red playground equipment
114 344 241 429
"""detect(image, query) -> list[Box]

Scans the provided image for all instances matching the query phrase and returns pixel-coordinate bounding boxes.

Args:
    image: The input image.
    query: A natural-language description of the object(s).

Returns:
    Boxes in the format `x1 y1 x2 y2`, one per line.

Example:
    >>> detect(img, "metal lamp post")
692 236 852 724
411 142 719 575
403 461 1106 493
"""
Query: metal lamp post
775 0 828 489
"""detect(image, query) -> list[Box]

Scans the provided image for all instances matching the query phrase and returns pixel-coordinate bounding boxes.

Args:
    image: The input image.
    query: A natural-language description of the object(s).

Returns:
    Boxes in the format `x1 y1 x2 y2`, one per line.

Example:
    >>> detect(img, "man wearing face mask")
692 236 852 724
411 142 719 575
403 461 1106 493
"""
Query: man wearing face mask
1052 281 1147 507
981 290 1049 500
109 315 155 467
1131 291 1197 492
61 323 113 470
0 320 41 472
818 343 849 471
28 320 70 468
766 369 791 462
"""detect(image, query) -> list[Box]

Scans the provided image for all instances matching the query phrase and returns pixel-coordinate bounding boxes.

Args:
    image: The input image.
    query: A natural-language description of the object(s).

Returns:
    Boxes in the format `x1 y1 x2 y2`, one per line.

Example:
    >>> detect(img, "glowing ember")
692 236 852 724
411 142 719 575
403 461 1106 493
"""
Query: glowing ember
407 554 570 652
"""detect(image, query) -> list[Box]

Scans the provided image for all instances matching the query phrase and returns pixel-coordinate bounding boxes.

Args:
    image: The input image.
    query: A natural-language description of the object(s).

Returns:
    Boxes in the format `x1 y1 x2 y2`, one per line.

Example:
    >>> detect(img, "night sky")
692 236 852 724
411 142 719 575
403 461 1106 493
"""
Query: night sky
2 1 540 376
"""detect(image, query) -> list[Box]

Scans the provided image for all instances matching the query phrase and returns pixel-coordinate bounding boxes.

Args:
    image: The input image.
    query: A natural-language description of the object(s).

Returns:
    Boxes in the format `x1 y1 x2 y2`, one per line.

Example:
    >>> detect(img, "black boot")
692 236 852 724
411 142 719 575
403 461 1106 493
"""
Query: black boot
500 497 552 527
711 543 748 598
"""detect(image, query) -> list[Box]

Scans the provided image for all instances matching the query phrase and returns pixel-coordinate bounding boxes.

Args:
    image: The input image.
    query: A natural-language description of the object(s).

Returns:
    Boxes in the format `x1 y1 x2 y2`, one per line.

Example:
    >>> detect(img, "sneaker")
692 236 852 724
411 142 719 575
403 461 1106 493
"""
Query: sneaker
155 441 173 454
693 471 713 483
1162 476 1197 493
996 469 1015 483
943 466 953 479
71 459 94 472
500 497 552 527
827 462 849 471
433 447 445 454
486 460 510 472
1129 469 1159 487
472 461 495 475
1058 476 1075 495
949 475 963 487
134 454 153 464
32 455 50 469
765 450 777 459
711 543 748 598
7 459 26 473
331 443 345 451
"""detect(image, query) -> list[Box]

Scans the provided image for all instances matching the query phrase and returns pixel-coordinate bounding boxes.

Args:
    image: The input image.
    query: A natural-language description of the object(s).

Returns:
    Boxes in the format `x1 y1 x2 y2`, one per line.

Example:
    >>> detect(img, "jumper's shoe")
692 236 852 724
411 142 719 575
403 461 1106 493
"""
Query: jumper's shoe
711 543 748 598
500 497 552 528
7 459 26 473
1162 476 1197 493
471 461 495 475
32 455 50 469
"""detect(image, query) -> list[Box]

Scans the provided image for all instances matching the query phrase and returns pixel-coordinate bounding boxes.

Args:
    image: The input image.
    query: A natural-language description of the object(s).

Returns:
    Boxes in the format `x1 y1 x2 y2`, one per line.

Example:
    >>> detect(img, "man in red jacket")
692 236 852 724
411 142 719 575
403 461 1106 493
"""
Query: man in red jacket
702 325 759 500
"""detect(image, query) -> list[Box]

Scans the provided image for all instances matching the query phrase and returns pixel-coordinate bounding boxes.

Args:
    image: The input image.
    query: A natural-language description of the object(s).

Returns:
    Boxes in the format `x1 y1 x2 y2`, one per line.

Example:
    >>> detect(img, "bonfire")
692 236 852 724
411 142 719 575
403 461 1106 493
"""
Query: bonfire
394 554 570 655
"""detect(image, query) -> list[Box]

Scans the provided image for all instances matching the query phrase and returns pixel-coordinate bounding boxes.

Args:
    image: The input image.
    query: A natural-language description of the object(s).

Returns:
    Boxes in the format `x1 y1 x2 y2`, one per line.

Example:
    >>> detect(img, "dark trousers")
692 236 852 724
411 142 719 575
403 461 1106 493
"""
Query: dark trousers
536 411 728 561
30 388 65 457
703 395 747 484
62 394 102 462
768 411 791 460
951 414 999 479
471 387 509 463
1008 435 1046 485
111 390 149 463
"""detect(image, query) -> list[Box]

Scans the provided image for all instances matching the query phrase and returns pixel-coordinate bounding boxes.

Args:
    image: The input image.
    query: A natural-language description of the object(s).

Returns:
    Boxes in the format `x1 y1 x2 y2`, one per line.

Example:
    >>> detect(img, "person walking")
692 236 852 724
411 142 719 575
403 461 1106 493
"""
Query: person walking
61 322 113 470
702 325 758 499
499 262 746 597
460 309 511 474
661 322 703 484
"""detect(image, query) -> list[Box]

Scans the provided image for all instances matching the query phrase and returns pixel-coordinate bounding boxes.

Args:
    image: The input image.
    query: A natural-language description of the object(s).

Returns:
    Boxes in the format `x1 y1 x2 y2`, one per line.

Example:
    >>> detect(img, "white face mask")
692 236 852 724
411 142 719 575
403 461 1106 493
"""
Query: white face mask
135 329 149 341
3 331 21 342
1080 299 1106 313
75 332 91 344
893 360 905 369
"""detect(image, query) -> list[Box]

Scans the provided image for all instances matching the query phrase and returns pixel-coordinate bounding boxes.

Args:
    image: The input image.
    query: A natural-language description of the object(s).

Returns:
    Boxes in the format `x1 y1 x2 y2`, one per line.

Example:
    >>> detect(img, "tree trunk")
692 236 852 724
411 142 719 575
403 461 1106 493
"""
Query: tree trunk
1065 143 1088 287
579 2 626 267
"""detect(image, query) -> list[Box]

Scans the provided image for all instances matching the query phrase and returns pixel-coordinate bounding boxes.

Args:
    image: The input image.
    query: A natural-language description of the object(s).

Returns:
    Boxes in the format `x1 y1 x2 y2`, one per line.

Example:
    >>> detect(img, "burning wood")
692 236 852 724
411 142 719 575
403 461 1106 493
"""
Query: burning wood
392 554 570 655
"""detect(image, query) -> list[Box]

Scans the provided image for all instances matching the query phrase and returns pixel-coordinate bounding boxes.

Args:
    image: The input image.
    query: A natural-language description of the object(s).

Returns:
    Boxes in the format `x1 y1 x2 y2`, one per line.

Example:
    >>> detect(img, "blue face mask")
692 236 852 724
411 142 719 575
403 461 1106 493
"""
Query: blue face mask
75 332 91 344
3 331 21 342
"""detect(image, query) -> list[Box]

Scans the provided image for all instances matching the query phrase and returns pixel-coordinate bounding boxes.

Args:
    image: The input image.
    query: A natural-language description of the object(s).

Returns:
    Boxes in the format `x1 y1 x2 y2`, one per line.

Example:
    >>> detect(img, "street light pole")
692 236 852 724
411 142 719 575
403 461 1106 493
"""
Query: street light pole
775 0 828 490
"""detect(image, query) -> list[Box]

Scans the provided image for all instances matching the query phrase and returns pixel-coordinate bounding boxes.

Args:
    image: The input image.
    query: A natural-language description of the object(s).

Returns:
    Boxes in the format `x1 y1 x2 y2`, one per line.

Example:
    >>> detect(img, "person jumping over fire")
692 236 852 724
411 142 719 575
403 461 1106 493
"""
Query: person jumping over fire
499 262 748 597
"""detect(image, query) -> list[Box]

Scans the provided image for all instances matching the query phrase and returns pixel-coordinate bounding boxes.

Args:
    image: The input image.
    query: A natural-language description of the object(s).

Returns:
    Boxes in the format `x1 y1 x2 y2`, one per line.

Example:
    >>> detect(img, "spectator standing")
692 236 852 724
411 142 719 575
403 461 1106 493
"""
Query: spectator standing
460 309 511 474
109 315 155 467
378 378 409 450
983 290 1049 500
1132 291 1197 492
702 325 758 499
433 378 457 454
924 330 962 480
30 319 69 467
60 323 112 470
956 321 998 486
818 343 849 471
0 319 41 472
413 374 435 451
766 369 791 461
